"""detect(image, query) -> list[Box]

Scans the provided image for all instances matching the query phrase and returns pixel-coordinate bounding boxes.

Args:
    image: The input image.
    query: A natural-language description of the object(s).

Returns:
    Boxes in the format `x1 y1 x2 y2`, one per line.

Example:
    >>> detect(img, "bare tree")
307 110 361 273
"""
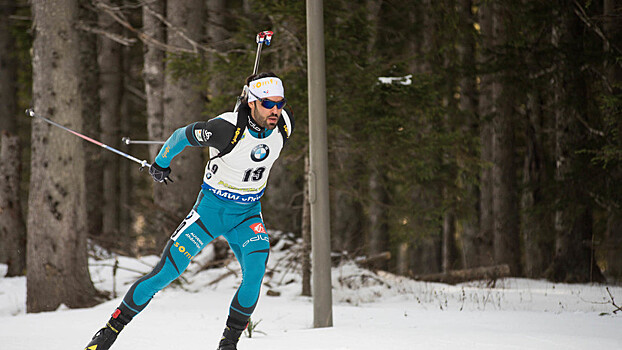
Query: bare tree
28 0 99 312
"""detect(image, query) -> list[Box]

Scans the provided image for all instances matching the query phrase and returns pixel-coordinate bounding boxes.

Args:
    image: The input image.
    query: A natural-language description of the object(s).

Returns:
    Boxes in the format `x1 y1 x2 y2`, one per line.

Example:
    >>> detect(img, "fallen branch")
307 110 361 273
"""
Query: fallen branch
606 287 622 314
414 264 511 285
354 251 392 269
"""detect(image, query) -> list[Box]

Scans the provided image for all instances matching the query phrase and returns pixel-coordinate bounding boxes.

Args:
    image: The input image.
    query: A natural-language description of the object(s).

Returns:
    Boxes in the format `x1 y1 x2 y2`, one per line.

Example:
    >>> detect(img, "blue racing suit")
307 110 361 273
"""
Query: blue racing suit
115 105 294 330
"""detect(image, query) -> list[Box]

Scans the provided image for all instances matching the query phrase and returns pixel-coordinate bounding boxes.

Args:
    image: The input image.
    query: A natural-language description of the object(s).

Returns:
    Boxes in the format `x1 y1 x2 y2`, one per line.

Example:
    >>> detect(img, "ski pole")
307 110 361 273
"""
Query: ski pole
26 108 152 170
234 30 274 112
121 137 165 145
252 30 273 75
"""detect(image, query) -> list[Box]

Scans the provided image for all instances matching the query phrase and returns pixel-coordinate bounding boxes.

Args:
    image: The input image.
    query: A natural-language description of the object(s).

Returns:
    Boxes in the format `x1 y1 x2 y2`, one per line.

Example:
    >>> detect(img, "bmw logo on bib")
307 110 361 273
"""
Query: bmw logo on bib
251 144 270 162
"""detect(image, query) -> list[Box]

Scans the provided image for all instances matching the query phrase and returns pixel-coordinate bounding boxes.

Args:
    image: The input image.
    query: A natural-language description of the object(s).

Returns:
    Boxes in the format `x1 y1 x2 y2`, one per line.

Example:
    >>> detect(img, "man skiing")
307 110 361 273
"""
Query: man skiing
84 72 293 350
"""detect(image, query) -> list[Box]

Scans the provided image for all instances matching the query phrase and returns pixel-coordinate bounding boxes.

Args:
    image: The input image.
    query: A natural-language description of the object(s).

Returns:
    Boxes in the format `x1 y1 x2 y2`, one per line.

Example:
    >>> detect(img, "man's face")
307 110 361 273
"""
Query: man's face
249 96 285 130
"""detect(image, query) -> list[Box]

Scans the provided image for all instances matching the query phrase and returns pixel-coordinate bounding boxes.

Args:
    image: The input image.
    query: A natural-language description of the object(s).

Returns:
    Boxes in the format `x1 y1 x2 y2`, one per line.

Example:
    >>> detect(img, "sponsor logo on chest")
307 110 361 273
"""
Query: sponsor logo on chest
251 144 270 162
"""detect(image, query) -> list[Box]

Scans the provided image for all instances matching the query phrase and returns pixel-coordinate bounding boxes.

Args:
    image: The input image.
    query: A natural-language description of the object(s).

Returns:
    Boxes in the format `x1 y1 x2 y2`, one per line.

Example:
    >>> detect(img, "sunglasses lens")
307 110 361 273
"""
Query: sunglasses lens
261 99 286 109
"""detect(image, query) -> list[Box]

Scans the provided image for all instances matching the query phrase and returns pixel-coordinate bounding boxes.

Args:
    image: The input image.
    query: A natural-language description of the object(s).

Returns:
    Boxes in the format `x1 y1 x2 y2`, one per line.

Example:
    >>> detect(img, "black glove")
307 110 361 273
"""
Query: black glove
149 162 173 184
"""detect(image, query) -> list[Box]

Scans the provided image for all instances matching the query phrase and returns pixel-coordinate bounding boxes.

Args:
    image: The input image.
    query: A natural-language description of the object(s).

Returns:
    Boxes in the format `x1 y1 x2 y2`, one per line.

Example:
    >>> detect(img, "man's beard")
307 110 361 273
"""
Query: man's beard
254 105 279 130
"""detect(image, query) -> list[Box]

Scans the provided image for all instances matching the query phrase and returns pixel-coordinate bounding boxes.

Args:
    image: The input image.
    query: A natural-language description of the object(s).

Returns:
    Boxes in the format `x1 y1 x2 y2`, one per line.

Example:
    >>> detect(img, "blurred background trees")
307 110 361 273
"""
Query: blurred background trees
1 0 621 312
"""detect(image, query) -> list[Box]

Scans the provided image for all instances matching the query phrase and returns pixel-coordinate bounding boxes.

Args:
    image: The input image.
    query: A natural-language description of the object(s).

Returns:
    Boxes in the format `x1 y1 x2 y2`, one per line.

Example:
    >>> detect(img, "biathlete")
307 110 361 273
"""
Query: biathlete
84 72 293 350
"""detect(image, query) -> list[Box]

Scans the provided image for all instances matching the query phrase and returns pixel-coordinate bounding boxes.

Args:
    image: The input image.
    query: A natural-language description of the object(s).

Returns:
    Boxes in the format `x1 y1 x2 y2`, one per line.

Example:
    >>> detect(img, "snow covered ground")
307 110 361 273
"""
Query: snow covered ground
1 232 621 349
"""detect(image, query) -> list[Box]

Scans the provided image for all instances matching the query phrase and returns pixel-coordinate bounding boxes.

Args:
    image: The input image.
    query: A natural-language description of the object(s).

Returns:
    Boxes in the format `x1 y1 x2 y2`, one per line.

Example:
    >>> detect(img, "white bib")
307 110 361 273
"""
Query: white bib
201 112 291 203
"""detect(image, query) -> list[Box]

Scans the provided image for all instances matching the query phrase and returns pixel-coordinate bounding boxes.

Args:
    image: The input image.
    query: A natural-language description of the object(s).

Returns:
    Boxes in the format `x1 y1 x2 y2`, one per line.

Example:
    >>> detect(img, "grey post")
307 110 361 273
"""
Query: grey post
306 0 333 328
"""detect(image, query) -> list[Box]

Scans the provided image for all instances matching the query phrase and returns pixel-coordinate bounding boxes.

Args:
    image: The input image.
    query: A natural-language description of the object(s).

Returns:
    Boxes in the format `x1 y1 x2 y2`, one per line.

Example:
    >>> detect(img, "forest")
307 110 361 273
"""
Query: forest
0 0 621 313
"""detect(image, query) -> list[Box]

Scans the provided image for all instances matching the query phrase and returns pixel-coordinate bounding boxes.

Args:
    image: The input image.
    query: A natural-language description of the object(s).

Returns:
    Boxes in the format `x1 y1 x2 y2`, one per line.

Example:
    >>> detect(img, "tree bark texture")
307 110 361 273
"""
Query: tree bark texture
442 207 457 273
79 0 103 240
491 5 521 276
475 2 495 268
0 1 17 134
162 0 205 218
206 0 227 100
0 132 26 276
28 0 99 312
521 92 553 278
98 3 123 239
457 0 480 269
602 0 622 283
367 166 389 270
547 5 604 283
143 0 165 162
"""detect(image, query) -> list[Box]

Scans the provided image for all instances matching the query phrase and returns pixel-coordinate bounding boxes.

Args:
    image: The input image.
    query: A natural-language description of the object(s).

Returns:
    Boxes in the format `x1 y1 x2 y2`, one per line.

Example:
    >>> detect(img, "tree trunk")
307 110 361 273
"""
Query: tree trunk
396 242 410 276
521 92 553 278
602 0 622 283
119 42 134 249
367 167 389 270
547 5 604 283
442 206 457 273
0 132 26 276
143 0 165 162
0 1 19 268
411 235 441 275
476 1 495 268
0 1 16 134
456 0 480 269
98 0 123 241
28 0 98 312
79 0 103 239
143 0 167 212
206 0 227 98
364 0 389 271
162 0 205 217
606 213 622 281
490 5 521 276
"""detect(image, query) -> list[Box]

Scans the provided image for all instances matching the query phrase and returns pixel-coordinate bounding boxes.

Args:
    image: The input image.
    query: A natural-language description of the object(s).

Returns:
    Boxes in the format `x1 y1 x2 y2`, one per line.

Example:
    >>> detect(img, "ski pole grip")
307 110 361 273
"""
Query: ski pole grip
256 31 274 46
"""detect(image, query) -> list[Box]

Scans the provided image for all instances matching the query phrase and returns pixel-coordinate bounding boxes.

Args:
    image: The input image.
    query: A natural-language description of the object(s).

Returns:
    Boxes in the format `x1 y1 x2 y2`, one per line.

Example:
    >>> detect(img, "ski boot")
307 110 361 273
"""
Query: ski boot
84 309 127 350
217 326 244 350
